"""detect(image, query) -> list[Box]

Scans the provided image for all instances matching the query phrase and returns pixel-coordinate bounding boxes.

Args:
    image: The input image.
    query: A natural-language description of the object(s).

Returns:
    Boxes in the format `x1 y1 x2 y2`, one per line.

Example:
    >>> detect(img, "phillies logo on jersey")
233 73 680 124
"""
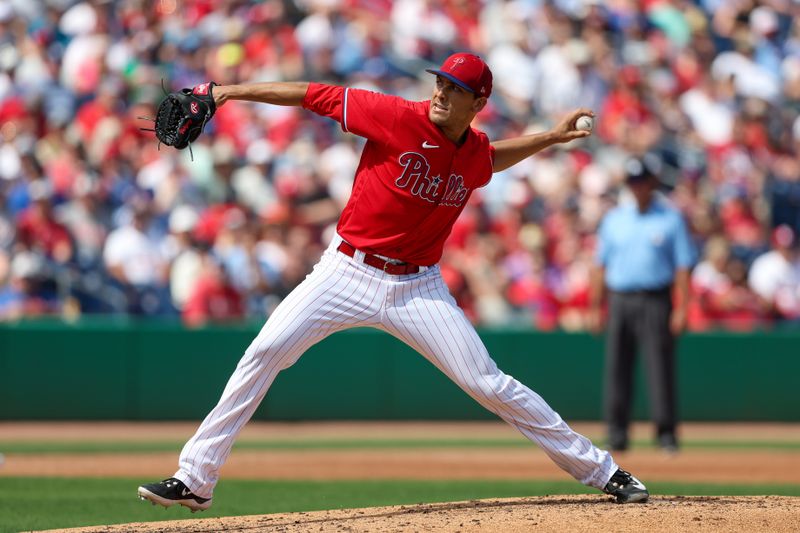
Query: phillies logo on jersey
395 152 469 207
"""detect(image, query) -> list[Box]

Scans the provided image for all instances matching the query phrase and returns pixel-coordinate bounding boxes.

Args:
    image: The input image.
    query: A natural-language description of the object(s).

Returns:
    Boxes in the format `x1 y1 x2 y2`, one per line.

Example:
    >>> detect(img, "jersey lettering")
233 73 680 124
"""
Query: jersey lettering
396 152 438 203
302 83 493 265
395 152 429 188
441 174 469 206
395 152 470 206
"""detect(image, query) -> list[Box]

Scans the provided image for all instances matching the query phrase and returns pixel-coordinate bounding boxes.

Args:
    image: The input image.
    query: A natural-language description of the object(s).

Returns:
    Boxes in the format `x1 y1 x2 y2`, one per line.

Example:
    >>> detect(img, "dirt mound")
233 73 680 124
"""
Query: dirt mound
46 495 800 533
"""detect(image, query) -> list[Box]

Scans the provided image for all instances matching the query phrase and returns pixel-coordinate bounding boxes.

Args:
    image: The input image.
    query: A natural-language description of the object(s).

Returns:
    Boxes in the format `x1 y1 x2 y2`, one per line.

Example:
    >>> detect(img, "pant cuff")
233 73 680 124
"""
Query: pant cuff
173 469 213 499
583 454 618 490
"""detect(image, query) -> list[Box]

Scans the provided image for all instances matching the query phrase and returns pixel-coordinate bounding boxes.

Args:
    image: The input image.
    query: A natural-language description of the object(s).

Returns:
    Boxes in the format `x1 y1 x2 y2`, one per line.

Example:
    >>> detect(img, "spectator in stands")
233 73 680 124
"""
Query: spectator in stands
102 198 170 315
0 0 799 330
748 225 800 321
182 252 244 327
767 152 800 236
690 235 765 331
57 177 108 268
166 205 203 312
15 180 73 264
212 209 274 315
722 255 766 329
0 250 58 320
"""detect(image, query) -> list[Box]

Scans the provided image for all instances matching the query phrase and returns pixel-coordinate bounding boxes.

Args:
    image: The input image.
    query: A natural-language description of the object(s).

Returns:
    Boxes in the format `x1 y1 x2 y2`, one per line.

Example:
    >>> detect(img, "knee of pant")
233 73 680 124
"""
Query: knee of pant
461 375 505 400
244 340 298 370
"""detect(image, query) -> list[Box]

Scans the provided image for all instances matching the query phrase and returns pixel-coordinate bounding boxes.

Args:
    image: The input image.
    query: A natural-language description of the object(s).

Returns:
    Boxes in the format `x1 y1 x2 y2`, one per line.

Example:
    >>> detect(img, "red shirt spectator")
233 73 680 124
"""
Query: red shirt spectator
598 67 654 143
194 205 247 245
690 236 764 331
719 197 763 249
75 97 112 142
16 186 73 262
183 258 245 326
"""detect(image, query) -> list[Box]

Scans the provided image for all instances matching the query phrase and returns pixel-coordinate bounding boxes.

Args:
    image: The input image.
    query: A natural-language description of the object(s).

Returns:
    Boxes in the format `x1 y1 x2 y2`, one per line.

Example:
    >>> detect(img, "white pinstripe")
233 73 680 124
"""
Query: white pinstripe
174 235 617 498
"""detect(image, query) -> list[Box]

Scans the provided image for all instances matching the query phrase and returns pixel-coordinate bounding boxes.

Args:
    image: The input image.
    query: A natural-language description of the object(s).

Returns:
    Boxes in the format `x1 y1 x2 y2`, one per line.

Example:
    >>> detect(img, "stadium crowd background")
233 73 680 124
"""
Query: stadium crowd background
0 0 799 330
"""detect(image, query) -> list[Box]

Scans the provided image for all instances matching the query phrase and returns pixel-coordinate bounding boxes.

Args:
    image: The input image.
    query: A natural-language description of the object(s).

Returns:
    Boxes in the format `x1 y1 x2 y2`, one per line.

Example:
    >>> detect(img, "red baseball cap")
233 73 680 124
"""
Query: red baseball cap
426 52 493 97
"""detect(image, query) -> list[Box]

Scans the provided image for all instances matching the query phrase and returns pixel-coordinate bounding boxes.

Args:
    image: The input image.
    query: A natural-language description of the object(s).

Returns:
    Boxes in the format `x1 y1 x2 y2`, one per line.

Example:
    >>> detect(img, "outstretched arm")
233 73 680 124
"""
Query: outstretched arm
491 108 594 172
213 82 310 108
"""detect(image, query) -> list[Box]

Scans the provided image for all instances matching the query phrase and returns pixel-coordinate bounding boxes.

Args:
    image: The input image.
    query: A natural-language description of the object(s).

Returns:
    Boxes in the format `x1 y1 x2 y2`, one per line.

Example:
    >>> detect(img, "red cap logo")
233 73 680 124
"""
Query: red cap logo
426 53 493 97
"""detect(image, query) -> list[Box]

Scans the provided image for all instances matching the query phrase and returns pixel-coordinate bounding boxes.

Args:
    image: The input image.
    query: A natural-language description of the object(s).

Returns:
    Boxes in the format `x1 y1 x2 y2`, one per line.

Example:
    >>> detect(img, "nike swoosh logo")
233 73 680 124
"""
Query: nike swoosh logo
422 141 439 149
181 488 191 497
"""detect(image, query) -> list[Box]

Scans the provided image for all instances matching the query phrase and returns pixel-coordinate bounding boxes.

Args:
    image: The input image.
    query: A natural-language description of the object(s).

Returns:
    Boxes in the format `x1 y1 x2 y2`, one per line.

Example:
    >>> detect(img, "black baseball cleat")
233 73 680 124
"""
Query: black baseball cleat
138 478 212 512
658 433 680 454
603 468 649 504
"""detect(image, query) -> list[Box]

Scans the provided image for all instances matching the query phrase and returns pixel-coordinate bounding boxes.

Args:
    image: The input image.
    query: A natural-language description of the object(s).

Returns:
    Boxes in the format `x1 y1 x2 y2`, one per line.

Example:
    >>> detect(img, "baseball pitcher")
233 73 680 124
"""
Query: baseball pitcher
138 53 649 511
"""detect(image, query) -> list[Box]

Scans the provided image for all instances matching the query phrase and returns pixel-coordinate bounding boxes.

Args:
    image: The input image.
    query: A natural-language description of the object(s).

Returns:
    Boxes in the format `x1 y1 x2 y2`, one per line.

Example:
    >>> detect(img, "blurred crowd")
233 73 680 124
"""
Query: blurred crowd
1 0 799 329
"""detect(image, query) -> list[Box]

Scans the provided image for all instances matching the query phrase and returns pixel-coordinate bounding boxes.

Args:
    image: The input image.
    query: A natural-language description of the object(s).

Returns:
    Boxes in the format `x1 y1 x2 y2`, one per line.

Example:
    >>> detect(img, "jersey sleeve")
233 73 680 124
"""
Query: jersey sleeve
302 83 399 142
475 137 496 188
672 214 695 269
595 215 611 266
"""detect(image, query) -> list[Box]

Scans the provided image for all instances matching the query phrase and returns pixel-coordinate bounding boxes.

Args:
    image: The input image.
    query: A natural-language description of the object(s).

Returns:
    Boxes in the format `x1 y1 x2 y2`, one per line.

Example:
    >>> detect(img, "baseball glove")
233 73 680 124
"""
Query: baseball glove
143 82 217 155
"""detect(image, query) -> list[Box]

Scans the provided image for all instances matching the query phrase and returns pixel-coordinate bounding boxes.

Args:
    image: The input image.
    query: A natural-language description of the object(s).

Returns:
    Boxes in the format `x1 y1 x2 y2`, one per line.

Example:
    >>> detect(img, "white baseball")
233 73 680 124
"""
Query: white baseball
576 115 593 132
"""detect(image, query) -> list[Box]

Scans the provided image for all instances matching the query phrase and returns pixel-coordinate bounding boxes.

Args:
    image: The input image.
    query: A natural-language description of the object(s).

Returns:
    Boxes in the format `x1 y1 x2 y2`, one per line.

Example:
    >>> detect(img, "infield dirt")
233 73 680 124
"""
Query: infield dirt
3 421 799 484
4 422 799 532
44 496 800 533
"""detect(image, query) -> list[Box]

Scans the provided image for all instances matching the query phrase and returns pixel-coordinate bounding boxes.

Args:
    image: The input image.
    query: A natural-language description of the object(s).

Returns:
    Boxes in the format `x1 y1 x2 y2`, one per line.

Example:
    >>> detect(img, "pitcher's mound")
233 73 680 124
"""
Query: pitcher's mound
51 495 799 532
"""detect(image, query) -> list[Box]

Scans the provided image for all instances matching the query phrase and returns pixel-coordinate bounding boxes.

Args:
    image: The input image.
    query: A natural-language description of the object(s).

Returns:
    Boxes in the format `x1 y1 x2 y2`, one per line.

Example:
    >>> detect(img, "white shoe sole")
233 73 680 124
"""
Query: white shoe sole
138 486 212 512
618 491 649 504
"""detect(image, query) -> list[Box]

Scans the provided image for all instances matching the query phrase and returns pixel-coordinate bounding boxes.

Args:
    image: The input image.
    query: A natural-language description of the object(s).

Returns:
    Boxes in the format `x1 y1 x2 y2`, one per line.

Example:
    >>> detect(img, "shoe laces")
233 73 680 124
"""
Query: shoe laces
610 469 632 487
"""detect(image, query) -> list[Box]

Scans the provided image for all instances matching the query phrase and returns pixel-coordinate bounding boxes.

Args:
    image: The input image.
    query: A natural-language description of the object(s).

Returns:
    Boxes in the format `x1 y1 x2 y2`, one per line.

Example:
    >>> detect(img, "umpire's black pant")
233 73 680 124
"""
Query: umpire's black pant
605 287 676 443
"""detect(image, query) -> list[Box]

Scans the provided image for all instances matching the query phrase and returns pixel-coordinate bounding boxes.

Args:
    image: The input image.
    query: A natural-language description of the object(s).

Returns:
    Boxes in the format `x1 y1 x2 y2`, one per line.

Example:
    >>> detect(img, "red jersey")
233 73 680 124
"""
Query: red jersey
16 209 72 258
302 83 495 266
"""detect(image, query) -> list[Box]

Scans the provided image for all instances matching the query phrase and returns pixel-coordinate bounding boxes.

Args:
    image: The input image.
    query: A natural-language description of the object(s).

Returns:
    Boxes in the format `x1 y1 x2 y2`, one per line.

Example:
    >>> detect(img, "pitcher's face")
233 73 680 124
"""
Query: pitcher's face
428 76 485 129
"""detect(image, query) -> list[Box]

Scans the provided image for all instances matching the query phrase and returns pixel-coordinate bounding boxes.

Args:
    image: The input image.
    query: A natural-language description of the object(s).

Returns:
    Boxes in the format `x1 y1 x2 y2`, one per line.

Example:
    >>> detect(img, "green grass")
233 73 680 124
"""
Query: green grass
2 438 800 454
1 477 799 533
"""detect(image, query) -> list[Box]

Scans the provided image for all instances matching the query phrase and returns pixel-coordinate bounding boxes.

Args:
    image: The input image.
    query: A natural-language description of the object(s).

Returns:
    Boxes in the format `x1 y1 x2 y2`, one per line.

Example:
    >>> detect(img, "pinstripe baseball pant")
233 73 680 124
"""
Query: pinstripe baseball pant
174 235 618 498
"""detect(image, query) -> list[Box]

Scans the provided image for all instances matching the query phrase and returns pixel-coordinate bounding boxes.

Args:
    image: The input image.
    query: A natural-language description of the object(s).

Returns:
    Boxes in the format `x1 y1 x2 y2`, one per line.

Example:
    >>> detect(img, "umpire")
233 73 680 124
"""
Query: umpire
589 156 694 453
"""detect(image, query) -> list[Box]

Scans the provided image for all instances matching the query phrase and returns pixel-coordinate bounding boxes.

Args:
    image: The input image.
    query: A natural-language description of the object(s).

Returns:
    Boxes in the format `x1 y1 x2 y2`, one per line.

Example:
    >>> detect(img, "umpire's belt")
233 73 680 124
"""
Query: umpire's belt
337 241 422 275
611 286 672 297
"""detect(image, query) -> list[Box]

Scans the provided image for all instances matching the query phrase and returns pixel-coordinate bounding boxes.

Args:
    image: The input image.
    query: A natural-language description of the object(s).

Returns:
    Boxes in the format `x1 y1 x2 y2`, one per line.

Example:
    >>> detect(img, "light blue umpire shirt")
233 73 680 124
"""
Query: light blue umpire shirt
596 197 695 292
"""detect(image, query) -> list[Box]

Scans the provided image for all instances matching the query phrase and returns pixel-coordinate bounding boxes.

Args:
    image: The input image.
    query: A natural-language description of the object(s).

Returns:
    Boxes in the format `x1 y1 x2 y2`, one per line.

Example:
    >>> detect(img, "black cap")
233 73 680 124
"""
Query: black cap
625 154 661 183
